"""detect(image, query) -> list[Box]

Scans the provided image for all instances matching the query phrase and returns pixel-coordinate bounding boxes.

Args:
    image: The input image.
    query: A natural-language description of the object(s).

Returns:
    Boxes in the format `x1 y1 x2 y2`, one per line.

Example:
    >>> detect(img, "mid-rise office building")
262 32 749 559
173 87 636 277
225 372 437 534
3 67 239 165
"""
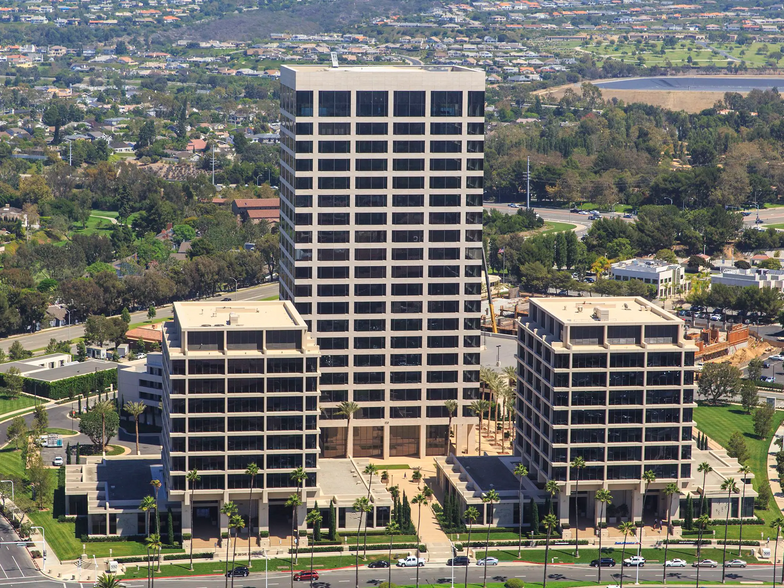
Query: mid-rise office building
277 64 486 459
610 258 688 298
160 301 320 541
516 297 697 527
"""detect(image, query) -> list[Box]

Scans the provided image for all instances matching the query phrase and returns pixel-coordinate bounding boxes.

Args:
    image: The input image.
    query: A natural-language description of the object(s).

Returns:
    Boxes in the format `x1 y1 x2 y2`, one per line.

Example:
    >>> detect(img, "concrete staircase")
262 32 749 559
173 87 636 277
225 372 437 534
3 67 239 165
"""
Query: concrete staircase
426 541 454 563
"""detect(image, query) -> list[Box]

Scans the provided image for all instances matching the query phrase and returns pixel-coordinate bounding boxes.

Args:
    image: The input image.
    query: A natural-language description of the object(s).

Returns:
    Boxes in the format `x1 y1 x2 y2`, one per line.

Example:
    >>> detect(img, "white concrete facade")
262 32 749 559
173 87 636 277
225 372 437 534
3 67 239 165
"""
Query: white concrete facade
711 267 784 289
610 258 688 298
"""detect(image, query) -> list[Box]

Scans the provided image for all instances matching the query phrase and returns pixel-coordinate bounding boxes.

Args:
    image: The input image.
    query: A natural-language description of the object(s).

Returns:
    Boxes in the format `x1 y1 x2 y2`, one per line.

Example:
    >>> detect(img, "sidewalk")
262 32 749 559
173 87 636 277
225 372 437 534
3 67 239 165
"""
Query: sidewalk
766 422 784 516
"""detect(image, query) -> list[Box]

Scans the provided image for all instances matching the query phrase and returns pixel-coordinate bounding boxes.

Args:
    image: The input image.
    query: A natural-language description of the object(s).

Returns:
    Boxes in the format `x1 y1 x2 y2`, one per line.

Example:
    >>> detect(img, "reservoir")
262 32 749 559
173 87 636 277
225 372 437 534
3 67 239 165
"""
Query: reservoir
594 77 784 92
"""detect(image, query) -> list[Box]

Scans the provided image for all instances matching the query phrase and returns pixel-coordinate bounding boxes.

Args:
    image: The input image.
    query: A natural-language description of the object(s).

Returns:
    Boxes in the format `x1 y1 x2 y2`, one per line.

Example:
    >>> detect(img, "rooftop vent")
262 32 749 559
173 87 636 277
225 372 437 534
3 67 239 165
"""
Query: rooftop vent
592 307 610 321
228 313 239 326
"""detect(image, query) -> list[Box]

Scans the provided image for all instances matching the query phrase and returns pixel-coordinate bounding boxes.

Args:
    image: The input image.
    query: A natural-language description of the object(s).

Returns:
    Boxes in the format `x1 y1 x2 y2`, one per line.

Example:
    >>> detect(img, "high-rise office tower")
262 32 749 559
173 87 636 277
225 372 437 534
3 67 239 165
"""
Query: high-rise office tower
278 65 486 459
516 297 697 526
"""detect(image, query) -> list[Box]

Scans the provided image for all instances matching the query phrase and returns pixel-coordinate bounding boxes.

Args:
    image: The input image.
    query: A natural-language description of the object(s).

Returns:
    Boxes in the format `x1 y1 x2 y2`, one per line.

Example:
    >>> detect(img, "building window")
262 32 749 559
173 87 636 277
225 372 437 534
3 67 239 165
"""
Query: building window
390 426 420 457
296 91 313 116
356 122 387 135
431 91 462 117
394 91 426 117
318 122 351 135
319 91 350 117
354 426 384 458
356 91 388 117
467 91 485 117
393 122 425 134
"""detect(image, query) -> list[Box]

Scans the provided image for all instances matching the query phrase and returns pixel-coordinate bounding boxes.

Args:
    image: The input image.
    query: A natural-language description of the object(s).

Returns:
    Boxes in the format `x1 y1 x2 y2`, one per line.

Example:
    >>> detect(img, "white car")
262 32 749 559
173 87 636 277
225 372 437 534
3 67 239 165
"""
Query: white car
771 354 784 362
623 556 645 567
578 210 590 215
665 559 687 567
53 456 64 466
477 557 498 566
507 203 519 208
726 559 747 568
692 559 718 568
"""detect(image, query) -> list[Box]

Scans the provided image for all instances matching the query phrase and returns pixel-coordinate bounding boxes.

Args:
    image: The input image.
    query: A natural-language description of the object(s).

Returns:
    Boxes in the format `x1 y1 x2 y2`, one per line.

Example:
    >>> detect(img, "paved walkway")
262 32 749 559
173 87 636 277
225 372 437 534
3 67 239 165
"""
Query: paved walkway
766 422 784 516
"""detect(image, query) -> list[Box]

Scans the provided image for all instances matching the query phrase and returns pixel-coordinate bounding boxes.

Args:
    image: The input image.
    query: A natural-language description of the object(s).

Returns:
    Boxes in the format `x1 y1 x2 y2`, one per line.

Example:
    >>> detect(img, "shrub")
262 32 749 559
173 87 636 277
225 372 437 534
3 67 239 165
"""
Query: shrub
163 552 214 561
260 531 269 538
505 579 525 588
419 544 427 553
182 533 192 541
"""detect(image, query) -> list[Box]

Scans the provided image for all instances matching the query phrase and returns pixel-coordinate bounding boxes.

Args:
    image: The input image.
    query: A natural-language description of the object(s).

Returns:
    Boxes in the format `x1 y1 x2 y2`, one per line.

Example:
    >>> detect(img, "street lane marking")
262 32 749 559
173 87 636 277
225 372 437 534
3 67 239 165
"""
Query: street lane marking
11 556 22 577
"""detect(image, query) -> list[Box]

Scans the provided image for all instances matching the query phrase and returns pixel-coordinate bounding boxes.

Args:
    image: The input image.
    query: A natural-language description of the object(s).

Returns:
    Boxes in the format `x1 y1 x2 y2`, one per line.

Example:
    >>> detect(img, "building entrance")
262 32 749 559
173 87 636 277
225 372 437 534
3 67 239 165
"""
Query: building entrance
192 503 220 548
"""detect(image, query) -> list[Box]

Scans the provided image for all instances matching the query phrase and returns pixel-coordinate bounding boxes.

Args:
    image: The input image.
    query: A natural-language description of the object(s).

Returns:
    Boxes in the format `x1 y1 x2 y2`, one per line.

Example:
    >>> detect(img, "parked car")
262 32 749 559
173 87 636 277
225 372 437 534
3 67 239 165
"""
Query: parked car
477 557 498 566
397 556 425 567
53 456 64 466
742 211 752 216
756 217 765 224
623 213 633 219
590 558 616 567
294 571 319 581
368 561 390 568
623 556 645 567
508 203 519 208
692 560 718 568
447 557 470 567
578 210 590 215
665 559 687 568
221 297 232 301
226 566 250 578
725 559 747 568
770 354 784 362
709 314 722 321
761 376 776 383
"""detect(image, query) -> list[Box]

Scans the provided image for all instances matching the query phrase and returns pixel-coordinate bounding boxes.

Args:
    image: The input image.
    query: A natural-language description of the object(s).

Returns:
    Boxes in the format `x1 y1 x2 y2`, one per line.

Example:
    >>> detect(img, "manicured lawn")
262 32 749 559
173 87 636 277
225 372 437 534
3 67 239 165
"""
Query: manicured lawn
763 223 784 229
69 214 116 237
482 545 755 564
373 464 411 470
44 428 78 436
694 403 784 522
262 295 280 301
0 394 37 417
541 222 576 235
127 317 169 330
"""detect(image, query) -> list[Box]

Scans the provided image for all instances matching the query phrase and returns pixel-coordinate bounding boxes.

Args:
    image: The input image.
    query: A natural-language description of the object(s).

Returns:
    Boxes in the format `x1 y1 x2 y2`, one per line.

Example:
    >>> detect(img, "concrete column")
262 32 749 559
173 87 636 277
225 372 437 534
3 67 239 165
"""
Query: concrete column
632 488 643 523
418 424 426 459
346 423 354 458
383 423 391 460
558 491 570 526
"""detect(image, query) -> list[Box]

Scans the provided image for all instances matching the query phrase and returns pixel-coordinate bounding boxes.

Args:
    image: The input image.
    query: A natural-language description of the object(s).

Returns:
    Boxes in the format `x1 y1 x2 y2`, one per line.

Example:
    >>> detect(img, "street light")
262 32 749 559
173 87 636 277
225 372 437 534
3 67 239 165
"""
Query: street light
31 525 45 572
229 277 238 292
496 345 501 367
261 549 268 588
448 540 456 588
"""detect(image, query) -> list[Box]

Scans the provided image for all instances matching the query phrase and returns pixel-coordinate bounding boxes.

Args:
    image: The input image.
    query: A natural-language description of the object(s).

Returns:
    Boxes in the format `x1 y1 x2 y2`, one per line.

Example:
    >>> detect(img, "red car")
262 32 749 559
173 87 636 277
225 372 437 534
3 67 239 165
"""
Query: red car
294 571 319 581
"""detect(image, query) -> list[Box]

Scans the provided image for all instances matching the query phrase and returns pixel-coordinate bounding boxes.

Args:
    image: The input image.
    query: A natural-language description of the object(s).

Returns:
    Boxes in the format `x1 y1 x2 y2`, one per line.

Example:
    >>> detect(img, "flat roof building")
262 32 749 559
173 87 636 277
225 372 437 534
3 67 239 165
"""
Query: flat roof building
278 64 486 460
711 267 784 290
610 258 688 298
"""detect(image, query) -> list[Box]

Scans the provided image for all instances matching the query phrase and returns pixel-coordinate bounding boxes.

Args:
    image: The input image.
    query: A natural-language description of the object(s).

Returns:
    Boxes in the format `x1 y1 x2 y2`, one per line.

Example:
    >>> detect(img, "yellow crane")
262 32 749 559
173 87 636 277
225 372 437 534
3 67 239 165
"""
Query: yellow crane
481 246 498 334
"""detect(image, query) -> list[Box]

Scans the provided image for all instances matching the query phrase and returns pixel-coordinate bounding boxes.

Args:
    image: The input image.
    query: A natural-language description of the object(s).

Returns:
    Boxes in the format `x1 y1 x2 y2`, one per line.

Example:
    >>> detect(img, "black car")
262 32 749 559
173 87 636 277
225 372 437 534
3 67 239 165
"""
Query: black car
447 556 471 566
590 558 616 568
368 561 390 569
226 566 250 577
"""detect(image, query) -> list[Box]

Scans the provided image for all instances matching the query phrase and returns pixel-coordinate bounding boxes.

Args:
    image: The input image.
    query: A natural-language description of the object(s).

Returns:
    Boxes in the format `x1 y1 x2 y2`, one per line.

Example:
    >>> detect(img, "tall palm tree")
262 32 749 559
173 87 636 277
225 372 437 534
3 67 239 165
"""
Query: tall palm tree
695 514 710 588
229 514 245 588
720 477 739 584
697 462 713 516
150 479 162 536
93 400 115 455
513 463 528 557
95 573 124 588
185 469 200 571
286 494 303 565
661 482 682 585
481 489 500 588
771 516 784 588
291 467 308 502
145 533 162 588
123 401 146 455
469 399 490 454
499 385 516 453
618 521 636 588
362 464 379 559
738 464 752 556
489 378 508 444
221 501 239 588
545 481 559 515
444 399 458 456
479 367 498 433
385 521 399 588
501 365 516 385
570 456 586 556
639 470 656 559
595 489 613 585
464 506 480 588
412 493 428 588
306 509 323 588
352 497 370 588
337 401 359 458
246 462 259 568
541 513 558 588
140 495 156 540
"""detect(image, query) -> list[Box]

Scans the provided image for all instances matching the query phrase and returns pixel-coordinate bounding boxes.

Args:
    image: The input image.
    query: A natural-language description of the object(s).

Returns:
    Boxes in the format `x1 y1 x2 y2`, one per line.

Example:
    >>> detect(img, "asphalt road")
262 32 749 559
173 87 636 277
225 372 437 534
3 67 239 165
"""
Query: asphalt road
0 282 280 354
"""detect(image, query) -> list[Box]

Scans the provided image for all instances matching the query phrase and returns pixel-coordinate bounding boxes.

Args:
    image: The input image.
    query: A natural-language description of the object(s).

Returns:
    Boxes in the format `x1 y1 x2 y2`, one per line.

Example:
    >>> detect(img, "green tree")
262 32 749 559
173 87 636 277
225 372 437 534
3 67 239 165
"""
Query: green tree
352 497 371 588
412 494 428 588
246 462 260 567
545 481 559 515
469 400 490 454
337 401 359 458
229 514 245 588
747 358 764 383
771 517 784 588
4 367 23 398
570 457 586 556
737 464 752 555
305 508 323 583
720 478 739 582
698 362 742 404
221 501 239 580
6 415 26 449
147 306 156 321
186 469 200 570
595 489 613 585
514 463 528 557
78 405 119 450
618 521 637 588
123 401 146 455
444 399 458 456
8 341 31 361
328 502 337 541
140 495 156 539
76 340 87 362
541 513 558 588
95 573 124 588
32 404 48 436
727 431 750 464
463 506 480 588
740 380 760 414
754 402 777 438
362 464 379 558
384 520 399 587
121 308 131 325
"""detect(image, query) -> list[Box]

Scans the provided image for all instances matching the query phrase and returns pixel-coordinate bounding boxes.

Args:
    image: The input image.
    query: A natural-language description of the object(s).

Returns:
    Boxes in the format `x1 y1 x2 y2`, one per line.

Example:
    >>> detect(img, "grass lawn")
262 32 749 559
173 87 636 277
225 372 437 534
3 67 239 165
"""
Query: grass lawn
0 394 37 417
373 464 411 470
694 403 784 522
69 214 116 238
127 317 169 330
484 545 754 564
763 223 784 229
541 222 576 235
44 428 78 436
261 295 280 301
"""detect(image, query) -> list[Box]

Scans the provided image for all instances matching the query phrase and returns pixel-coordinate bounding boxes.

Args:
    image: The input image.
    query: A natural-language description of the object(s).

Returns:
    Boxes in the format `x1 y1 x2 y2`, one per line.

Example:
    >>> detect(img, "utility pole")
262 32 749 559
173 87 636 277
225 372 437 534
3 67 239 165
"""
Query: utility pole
526 156 530 210
211 143 215 186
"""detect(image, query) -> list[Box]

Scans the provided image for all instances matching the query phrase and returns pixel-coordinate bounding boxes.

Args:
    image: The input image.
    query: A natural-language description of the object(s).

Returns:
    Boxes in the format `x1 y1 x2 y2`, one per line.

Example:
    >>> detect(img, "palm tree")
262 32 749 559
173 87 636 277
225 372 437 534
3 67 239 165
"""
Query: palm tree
498 385 516 453
639 470 656 560
464 506 480 588
481 489 500 588
618 521 636 588
545 481 559 515
695 514 710 588
771 516 784 588
444 399 458 456
352 497 371 588
513 463 528 557
148 532 163 572
570 456 586 556
123 401 146 455
221 501 239 588
93 400 115 455
150 479 162 536
139 495 156 540
185 469 200 571
501 365 516 385
738 464 752 556
286 494 303 565
291 467 308 502
95 573 124 588
229 514 245 588
337 401 359 457
541 513 558 588
384 520 399 588
306 509 323 588
489 377 508 444
362 464 379 558
412 493 428 588
720 477 739 583
246 462 259 568
697 462 712 516
661 482 682 585
469 399 490 454
145 533 162 588
595 489 613 585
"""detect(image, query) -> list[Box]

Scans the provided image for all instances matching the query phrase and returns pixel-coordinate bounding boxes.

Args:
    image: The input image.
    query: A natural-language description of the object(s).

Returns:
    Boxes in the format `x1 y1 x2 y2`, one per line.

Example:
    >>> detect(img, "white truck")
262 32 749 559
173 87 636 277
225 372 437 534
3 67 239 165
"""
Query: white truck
397 555 425 567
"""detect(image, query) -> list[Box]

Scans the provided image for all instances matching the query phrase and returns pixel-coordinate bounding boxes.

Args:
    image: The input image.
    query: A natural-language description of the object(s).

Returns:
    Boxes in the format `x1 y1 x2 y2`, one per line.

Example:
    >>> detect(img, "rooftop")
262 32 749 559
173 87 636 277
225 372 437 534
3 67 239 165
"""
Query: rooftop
0 355 115 381
611 258 680 272
717 268 784 278
97 458 160 502
281 64 481 74
172 301 306 330
531 296 681 325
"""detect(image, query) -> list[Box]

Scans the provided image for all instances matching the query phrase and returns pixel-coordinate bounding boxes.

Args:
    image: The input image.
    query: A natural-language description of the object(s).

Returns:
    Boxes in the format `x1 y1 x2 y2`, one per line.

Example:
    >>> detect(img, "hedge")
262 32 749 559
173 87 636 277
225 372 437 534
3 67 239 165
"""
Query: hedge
716 540 761 546
293 543 422 555
673 518 763 527
17 368 117 400
462 539 590 548
115 553 214 564
80 535 180 549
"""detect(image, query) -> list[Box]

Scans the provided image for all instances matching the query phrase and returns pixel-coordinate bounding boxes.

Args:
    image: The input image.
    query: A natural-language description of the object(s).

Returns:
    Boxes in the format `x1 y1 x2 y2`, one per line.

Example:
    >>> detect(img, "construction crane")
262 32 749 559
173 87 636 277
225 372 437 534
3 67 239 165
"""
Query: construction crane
481 246 498 334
